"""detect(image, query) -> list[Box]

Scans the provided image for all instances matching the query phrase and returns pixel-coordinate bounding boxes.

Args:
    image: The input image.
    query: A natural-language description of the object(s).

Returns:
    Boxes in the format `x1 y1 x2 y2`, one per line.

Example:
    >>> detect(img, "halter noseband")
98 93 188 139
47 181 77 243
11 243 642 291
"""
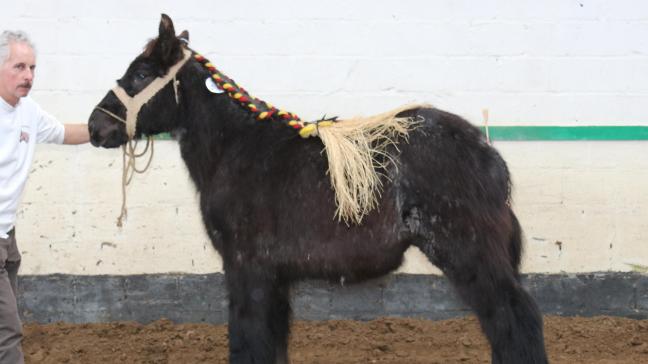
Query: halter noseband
95 48 192 138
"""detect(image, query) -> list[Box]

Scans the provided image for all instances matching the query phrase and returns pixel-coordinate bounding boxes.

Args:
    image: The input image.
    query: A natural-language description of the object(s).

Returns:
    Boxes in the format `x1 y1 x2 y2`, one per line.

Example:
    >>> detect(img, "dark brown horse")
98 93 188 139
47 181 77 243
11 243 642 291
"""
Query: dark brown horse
88 14 547 364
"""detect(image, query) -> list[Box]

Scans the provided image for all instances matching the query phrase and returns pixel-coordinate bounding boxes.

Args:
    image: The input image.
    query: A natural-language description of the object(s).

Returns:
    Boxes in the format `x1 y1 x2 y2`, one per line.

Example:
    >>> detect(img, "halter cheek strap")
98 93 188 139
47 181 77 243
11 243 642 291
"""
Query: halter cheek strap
96 48 192 138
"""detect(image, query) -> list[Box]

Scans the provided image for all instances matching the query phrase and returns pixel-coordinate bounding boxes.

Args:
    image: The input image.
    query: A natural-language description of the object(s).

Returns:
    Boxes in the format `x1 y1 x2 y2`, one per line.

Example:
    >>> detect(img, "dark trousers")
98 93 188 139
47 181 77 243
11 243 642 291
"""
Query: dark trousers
0 229 24 364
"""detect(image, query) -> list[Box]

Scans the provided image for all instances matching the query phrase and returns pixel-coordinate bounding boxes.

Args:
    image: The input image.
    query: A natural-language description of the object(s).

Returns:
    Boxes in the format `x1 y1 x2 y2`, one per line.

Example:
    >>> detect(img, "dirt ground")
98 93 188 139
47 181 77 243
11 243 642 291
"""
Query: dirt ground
23 315 648 363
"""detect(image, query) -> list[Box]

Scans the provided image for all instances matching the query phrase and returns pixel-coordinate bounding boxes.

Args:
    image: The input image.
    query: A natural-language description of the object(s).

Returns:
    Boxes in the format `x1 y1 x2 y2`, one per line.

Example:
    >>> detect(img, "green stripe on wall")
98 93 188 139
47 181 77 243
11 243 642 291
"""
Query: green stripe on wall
153 126 648 141
155 133 173 140
481 126 648 141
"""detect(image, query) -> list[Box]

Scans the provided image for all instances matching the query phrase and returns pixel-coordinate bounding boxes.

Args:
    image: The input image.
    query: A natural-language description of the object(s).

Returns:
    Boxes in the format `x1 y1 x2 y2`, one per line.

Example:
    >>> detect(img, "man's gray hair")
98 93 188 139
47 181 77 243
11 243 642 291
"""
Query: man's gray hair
0 30 36 64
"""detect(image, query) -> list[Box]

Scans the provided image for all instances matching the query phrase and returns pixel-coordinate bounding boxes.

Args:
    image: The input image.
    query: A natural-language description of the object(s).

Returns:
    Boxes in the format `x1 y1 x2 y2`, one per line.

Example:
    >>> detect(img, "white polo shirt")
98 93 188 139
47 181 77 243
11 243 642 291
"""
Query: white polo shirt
0 96 65 238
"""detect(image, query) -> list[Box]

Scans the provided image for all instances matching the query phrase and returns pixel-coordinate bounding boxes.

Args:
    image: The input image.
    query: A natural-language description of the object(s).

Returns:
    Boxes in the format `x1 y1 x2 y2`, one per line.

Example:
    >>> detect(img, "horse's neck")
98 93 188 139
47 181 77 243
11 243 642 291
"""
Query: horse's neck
175 70 256 191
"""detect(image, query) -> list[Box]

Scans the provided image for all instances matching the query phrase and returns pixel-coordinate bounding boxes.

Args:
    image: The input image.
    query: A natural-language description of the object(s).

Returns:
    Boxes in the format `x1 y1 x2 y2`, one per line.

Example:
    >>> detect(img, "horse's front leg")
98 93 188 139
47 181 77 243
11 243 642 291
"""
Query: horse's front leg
225 264 291 364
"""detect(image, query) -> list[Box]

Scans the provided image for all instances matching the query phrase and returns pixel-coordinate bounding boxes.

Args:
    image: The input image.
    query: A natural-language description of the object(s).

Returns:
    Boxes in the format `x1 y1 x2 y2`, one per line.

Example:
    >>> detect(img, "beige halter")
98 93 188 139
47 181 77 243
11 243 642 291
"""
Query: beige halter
96 48 192 138
94 48 192 227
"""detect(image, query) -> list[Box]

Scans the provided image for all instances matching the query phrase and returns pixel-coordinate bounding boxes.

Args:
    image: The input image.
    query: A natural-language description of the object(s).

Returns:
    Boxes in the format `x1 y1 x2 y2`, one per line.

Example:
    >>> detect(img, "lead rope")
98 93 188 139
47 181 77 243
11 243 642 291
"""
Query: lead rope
94 106 156 227
99 52 191 225
116 136 155 227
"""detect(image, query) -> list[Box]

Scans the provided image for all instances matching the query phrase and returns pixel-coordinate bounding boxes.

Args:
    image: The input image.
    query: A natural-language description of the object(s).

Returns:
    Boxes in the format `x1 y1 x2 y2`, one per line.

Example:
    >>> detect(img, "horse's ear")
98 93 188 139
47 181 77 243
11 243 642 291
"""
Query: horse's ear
154 14 182 68
159 14 176 39
178 30 190 45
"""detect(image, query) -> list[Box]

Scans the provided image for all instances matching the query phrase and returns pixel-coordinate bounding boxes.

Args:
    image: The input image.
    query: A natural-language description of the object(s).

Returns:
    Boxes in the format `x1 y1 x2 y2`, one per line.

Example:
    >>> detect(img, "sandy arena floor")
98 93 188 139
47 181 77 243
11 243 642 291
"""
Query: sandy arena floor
23 315 648 363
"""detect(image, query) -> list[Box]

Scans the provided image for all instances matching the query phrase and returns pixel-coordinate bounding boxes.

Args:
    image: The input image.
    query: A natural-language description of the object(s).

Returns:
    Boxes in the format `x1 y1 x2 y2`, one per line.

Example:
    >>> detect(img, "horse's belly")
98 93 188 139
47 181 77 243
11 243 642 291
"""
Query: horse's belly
285 236 410 283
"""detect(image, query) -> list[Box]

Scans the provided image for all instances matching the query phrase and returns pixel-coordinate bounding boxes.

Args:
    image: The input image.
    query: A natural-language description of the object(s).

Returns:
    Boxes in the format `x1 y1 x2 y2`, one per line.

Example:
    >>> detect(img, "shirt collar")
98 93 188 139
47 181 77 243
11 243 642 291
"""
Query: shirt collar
0 96 20 113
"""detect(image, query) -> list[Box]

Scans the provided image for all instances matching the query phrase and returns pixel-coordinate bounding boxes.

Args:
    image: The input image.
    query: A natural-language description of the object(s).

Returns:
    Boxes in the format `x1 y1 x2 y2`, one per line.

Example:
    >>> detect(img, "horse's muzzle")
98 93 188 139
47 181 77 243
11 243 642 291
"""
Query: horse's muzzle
88 110 129 148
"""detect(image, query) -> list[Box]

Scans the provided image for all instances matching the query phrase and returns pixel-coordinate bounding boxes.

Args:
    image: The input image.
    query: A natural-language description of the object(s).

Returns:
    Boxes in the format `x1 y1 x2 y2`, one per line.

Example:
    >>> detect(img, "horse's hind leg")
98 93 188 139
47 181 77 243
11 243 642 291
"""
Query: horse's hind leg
269 283 291 364
225 266 291 364
416 209 548 364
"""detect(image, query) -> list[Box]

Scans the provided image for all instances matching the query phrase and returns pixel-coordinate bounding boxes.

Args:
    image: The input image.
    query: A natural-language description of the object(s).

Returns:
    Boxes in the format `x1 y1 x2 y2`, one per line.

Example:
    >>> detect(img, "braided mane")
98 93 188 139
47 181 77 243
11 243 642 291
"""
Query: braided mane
193 51 427 224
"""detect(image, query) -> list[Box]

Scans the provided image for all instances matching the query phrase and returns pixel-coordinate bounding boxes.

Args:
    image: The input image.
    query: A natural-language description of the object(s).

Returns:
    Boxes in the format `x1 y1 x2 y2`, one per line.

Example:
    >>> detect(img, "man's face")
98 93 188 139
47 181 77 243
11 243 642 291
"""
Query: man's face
0 42 36 106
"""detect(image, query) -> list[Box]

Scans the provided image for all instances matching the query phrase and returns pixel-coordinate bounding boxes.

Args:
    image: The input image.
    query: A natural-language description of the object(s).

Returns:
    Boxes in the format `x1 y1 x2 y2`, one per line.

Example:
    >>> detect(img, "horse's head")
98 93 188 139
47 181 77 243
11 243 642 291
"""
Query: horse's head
89 14 190 148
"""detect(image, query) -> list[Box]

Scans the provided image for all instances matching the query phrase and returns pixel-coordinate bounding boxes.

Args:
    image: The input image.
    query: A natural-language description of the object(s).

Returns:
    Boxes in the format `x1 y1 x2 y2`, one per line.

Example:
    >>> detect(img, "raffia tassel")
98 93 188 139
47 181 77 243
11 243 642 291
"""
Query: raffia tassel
317 103 430 224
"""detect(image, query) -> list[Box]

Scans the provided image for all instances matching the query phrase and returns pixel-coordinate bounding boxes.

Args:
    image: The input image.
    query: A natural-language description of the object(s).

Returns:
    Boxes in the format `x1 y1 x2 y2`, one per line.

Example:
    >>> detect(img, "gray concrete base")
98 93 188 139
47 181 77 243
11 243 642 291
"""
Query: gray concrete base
17 272 648 324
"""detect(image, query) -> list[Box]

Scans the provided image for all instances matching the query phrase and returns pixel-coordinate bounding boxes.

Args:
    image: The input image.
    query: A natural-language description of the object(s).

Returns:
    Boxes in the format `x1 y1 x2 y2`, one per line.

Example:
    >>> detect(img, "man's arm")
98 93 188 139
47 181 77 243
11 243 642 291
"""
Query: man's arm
63 124 90 145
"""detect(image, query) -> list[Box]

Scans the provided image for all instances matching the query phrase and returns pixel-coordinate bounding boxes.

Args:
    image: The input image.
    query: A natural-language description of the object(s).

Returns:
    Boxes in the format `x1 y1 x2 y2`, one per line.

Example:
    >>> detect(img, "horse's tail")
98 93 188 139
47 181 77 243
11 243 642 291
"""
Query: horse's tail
509 209 523 277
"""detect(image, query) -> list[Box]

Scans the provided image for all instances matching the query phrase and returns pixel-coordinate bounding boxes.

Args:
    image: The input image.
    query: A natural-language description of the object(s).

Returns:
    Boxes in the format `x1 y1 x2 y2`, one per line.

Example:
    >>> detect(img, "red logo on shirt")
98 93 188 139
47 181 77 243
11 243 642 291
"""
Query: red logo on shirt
19 131 29 143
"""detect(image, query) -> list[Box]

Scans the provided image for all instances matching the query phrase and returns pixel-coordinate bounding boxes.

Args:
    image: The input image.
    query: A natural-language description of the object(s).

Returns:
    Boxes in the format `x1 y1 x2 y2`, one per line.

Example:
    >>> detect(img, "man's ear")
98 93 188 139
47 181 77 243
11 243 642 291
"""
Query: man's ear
155 14 182 68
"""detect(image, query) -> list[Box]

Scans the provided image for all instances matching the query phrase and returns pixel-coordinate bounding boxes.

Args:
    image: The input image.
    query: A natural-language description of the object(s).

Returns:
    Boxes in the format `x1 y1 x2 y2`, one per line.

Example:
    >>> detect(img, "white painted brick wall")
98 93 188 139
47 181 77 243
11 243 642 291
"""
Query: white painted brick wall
1 1 647 275
2 0 647 124
18 141 648 275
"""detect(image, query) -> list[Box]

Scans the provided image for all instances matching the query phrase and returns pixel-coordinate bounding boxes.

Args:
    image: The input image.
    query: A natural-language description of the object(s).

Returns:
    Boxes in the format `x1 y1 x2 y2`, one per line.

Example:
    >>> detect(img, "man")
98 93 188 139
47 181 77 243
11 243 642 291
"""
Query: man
0 30 89 363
